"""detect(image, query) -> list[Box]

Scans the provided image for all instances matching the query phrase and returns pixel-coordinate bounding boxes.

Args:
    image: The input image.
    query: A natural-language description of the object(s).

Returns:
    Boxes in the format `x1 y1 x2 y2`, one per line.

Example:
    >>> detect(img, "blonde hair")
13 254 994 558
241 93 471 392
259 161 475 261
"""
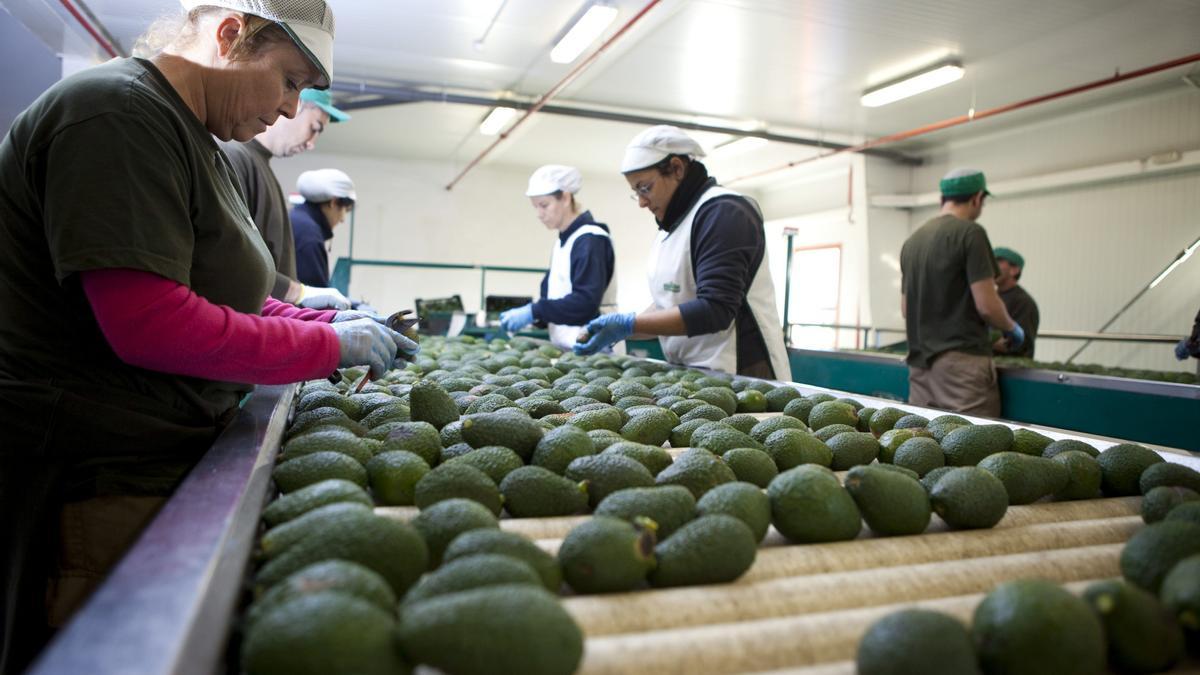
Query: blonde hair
134 7 289 60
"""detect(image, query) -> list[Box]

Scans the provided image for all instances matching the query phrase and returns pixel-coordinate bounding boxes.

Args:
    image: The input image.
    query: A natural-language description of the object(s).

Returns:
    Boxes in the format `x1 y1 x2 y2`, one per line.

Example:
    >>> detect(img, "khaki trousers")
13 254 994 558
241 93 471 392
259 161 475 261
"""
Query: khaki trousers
908 350 1001 418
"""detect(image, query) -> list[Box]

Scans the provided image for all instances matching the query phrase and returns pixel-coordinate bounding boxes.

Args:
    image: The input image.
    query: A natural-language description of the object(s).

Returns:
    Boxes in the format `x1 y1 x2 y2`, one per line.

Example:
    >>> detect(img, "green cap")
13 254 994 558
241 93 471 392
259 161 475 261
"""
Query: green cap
993 247 1024 269
301 89 350 123
939 168 991 197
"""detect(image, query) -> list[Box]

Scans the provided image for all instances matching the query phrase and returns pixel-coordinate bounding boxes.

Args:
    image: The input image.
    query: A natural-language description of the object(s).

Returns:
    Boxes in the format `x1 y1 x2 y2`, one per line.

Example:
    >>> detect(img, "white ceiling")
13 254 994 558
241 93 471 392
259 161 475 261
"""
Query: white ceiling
73 0 1200 183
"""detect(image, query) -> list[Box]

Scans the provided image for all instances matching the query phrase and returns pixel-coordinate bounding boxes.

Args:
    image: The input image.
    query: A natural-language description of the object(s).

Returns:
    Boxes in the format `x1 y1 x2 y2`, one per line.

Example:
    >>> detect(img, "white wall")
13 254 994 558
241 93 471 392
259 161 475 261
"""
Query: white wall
907 86 1200 372
272 154 663 317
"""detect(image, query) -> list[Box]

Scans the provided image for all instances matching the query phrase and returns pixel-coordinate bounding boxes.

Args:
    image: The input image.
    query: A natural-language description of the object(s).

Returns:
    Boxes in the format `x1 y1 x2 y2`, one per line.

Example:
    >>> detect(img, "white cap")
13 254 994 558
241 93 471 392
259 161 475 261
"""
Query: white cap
180 0 336 89
297 169 356 202
620 125 707 173
525 165 583 197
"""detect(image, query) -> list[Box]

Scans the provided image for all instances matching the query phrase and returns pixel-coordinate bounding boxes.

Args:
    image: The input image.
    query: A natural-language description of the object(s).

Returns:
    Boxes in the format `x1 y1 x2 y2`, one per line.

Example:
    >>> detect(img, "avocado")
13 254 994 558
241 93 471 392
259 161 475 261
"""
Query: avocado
287 407 365 439
877 428 928 463
736 389 768 413
1160 554 1200 632
1120 521 1200 592
465 393 520 415
690 423 764 453
272 451 369 493
977 452 1069 505
499 466 588 518
587 428 626 450
1142 486 1200 523
807 401 858 431
855 407 876 432
1042 438 1099 459
669 398 709 417
1166 502 1200 526
893 414 929 430
260 503 374 559
401 553 542 607
696 481 771 542
845 465 931 536
679 403 730 423
873 463 920 481
443 446 524 485
649 514 757 587
568 406 626 432
668 418 710 448
971 579 1105 675
655 448 737 499
409 378 461 430
460 413 544 460
1140 461 1200 495
764 386 803 412
358 402 411 429
768 465 862 543
439 442 474 463
941 424 1013 466
749 415 808 443
1083 579 1184 673
826 432 881 470
615 396 658 412
721 413 761 435
281 430 374 466
1011 428 1054 456
601 442 673 476
763 430 831 473
927 421 968 443
242 592 405 675
413 463 503 515
297 389 362 417
892 437 945 477
396 585 583 675
262 479 373 527
867 406 906 436
412 497 499 567
721 448 779 488
439 420 465 447
557 516 656 593
929 467 1008 529
366 451 431 506
814 423 857 442
565 454 656 508
594 485 697 539
255 513 428 596
530 424 595 475
575 383 613 404
620 407 678 446
376 421 443 466
782 397 815 424
441 529 562 592
691 386 738 416
856 609 980 675
1098 443 1164 496
920 466 956 495
1051 450 1102 501
245 559 396 629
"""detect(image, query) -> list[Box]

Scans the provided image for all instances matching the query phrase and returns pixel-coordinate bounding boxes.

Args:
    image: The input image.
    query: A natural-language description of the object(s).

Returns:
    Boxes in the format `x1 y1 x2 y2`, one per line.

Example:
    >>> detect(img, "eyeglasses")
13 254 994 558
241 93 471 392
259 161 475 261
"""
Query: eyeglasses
628 178 656 201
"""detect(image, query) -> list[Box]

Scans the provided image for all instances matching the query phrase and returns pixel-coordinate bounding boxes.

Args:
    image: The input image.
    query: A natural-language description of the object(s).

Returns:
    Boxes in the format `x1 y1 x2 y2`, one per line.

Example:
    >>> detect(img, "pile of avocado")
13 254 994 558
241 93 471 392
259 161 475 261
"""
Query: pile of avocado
995 355 1197 385
248 334 1194 674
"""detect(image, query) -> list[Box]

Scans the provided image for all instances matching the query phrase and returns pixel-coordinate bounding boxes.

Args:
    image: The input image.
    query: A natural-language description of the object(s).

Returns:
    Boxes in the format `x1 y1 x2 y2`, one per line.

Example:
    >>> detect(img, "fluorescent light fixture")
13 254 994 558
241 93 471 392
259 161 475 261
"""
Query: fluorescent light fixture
1149 237 1200 289
712 136 768 157
479 106 517 136
551 3 618 64
861 60 964 108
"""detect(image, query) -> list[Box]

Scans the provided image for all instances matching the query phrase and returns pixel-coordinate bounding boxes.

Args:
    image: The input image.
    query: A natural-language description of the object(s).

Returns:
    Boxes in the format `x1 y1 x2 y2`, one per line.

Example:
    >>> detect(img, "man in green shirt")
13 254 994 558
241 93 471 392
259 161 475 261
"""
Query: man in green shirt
900 169 1025 417
992 246 1040 359
219 88 352 308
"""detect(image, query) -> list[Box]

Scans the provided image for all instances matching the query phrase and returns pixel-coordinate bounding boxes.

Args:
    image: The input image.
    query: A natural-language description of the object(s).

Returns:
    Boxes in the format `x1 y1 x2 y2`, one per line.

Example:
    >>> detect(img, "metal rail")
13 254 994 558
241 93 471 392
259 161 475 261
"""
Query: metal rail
29 385 297 675
786 322 1184 348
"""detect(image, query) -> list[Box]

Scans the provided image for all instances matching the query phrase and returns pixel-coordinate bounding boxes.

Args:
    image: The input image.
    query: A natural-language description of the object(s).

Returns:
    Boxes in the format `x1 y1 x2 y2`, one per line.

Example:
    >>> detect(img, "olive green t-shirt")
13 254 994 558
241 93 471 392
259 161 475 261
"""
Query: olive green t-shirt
900 214 999 369
0 58 274 491
218 138 298 299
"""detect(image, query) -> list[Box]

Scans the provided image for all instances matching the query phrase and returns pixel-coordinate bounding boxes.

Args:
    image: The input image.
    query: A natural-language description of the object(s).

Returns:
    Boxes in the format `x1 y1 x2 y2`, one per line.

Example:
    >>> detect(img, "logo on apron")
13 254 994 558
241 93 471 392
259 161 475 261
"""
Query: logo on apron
662 282 681 293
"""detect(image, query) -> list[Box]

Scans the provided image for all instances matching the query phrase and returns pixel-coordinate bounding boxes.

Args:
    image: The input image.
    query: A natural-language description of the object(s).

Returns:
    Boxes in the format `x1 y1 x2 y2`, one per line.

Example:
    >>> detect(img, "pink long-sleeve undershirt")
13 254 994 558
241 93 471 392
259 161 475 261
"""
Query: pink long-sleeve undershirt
81 268 339 385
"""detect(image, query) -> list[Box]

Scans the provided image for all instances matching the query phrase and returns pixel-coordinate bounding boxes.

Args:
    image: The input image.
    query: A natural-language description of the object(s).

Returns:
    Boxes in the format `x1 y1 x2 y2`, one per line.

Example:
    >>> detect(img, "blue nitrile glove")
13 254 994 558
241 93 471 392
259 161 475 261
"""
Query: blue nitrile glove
499 304 535 333
331 318 419 378
1003 322 1025 350
332 309 384 324
1176 339 1192 361
574 312 636 356
298 284 351 310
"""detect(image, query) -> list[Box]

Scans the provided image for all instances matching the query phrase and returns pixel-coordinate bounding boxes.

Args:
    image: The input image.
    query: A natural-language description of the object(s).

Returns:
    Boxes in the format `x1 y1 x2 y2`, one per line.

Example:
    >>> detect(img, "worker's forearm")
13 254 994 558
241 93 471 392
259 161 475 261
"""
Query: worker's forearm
633 306 688 337
976 295 1016 331
283 279 303 304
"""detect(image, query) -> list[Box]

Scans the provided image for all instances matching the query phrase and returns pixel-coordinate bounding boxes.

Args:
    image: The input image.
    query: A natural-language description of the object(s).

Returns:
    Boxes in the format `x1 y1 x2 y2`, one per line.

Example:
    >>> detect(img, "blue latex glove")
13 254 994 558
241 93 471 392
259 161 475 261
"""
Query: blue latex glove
331 318 419 378
1176 339 1192 361
332 309 384 324
499 304 535 333
1003 322 1025 350
573 312 636 356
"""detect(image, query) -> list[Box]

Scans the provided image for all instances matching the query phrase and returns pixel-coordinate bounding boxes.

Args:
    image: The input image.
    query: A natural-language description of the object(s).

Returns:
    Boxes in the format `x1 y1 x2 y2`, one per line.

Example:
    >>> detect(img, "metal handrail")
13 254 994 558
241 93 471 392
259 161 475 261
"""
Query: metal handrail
786 322 1183 345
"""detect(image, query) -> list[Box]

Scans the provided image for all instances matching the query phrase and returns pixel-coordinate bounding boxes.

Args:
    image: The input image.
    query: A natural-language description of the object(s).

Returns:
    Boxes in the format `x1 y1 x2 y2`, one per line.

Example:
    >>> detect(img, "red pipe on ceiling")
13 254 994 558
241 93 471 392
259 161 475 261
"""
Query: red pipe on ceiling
445 0 664 190
729 52 1200 185
58 0 118 58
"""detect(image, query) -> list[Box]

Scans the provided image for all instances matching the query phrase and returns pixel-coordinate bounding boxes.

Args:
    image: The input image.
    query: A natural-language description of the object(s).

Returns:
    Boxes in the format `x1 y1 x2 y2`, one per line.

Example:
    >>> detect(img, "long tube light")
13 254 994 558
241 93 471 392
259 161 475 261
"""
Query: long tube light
551 3 619 64
712 136 769 157
1149 235 1200 289
479 106 517 135
861 60 964 108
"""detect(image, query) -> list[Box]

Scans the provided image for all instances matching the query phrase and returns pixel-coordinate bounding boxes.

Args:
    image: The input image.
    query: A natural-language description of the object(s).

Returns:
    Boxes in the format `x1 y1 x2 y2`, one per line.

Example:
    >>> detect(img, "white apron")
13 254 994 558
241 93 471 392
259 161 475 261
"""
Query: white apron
648 185 790 378
546 223 618 350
